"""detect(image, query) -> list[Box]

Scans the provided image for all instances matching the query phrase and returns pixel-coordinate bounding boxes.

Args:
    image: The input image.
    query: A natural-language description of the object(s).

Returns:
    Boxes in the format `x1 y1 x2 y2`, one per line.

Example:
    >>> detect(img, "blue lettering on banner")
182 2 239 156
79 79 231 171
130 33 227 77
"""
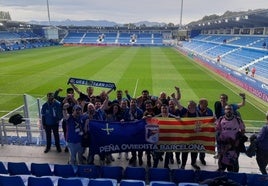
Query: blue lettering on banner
68 77 116 90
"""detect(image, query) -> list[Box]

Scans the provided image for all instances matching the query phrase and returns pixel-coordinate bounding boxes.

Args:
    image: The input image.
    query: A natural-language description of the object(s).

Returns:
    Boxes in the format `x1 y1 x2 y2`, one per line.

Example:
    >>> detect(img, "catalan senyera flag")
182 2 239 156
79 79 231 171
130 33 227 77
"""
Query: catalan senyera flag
146 116 216 154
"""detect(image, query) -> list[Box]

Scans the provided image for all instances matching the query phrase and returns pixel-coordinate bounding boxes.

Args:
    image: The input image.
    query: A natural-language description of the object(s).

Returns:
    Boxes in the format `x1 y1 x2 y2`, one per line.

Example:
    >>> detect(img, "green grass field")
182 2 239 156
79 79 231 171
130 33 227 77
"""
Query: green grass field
0 46 267 127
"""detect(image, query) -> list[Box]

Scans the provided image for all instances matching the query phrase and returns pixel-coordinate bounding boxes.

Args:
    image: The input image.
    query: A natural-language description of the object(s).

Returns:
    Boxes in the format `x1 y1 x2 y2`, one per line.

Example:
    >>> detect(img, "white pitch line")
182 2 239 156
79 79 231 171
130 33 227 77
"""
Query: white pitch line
133 79 139 98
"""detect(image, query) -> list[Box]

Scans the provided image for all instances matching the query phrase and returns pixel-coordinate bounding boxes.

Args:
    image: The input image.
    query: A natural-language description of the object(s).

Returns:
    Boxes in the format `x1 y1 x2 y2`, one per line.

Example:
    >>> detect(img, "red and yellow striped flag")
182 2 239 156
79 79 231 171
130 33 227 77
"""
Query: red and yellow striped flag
146 117 216 154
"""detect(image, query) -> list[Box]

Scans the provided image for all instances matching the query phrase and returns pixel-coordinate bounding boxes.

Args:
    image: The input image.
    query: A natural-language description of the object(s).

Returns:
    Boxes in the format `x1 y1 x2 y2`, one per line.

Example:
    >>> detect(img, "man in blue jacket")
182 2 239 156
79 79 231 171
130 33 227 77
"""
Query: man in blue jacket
41 92 62 153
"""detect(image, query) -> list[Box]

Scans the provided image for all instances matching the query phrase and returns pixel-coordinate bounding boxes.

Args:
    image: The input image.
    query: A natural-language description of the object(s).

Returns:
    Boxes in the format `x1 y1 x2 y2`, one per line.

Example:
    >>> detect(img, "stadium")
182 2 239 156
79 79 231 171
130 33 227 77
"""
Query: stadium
0 2 268 186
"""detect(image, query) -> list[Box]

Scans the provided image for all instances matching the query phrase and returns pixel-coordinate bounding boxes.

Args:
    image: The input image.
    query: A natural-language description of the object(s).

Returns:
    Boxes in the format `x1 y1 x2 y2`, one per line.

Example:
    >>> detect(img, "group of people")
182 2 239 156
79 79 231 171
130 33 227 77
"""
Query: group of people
40 83 268 174
245 66 256 77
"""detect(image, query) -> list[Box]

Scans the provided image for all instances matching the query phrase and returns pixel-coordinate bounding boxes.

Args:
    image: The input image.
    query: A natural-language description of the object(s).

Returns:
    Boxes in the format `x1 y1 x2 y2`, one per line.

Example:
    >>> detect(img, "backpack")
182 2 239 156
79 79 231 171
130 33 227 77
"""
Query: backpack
245 134 257 158
9 113 25 125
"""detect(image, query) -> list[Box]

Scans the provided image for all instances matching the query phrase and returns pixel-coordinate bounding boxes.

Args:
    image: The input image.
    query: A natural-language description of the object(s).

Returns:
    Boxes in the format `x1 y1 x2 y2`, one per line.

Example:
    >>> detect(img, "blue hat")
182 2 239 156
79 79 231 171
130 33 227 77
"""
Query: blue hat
73 105 82 111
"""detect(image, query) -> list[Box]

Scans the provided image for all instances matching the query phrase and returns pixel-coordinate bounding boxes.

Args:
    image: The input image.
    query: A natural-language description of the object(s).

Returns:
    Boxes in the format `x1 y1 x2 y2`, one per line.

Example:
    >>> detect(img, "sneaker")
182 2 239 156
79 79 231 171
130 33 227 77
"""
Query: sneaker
200 159 206 165
191 163 201 170
57 148 62 153
129 157 137 166
44 148 50 153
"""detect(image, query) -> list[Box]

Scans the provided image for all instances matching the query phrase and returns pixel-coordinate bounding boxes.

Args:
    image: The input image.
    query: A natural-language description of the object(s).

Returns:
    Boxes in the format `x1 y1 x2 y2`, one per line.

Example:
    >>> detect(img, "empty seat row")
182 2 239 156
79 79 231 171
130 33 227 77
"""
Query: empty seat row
0 175 204 186
1 161 267 185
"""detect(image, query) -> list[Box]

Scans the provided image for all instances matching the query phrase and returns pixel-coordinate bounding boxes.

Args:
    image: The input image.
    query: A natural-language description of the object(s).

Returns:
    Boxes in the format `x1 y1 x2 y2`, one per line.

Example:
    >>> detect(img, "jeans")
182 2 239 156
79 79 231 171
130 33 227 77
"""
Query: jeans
67 142 83 165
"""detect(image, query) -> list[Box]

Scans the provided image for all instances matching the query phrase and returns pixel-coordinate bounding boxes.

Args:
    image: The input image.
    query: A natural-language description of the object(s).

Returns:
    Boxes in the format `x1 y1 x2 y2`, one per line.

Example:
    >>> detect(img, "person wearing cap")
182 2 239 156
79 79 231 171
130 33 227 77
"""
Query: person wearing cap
256 111 268 174
62 103 84 165
41 92 62 153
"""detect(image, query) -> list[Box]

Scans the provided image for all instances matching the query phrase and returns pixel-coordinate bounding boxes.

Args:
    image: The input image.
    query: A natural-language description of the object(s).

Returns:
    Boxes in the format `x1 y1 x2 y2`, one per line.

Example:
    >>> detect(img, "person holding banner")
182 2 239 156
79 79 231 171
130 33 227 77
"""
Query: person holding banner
126 98 144 166
181 100 201 170
117 99 131 160
153 104 180 169
197 98 214 166
69 82 96 104
84 100 107 165
141 100 157 167
168 99 185 166
105 102 123 164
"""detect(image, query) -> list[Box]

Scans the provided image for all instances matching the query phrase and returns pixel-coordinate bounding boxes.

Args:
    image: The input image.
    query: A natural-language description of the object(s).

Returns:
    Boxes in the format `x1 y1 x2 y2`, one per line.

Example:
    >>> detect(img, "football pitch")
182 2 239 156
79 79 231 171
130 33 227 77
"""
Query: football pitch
0 46 267 127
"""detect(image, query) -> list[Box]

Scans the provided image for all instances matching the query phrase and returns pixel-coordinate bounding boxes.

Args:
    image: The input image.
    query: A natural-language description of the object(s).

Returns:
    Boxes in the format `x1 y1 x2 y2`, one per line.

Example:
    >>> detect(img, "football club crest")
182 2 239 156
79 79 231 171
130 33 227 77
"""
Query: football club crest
145 124 159 143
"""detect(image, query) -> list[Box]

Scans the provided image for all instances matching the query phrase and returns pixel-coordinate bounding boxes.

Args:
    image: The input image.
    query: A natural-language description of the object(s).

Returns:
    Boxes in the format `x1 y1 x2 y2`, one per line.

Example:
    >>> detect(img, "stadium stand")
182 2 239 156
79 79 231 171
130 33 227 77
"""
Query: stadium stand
60 30 165 46
182 34 268 81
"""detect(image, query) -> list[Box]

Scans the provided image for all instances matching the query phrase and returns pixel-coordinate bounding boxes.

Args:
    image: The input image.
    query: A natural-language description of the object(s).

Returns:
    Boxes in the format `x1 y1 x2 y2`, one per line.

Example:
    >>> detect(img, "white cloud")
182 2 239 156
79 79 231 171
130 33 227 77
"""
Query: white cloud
1 0 267 24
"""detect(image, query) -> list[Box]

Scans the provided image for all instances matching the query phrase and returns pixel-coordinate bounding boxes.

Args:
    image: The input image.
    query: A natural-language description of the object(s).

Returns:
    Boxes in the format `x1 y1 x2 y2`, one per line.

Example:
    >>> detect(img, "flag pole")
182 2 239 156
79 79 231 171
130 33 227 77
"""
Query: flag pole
46 0 51 26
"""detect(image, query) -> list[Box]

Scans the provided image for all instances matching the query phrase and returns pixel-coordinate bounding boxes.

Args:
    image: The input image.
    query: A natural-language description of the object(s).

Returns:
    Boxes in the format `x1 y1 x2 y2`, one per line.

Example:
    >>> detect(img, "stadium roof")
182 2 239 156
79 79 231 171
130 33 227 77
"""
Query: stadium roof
186 9 268 30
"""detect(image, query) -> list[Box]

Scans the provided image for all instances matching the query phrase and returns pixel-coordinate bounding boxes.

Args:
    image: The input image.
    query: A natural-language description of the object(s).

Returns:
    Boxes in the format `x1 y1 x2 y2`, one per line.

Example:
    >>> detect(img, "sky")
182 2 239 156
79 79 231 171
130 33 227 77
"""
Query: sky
1 0 268 25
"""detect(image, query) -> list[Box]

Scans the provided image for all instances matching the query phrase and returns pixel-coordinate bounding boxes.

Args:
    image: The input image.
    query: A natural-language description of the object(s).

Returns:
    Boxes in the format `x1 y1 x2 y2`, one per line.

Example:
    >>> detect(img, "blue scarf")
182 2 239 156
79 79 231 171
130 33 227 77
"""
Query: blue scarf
68 77 116 90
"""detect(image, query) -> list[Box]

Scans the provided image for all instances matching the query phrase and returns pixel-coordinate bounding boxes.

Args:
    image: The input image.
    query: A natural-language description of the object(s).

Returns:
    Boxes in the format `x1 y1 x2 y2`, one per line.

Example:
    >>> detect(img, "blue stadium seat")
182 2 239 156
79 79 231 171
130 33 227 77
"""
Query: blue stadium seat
195 170 222 182
247 173 268 186
54 164 76 178
76 164 100 178
226 172 247 186
28 176 54 186
7 162 31 175
178 183 199 186
0 161 8 174
30 162 53 177
100 165 123 182
171 169 196 184
58 178 83 186
148 168 170 182
0 175 25 186
120 179 146 186
88 178 117 186
124 166 146 181
149 181 176 186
